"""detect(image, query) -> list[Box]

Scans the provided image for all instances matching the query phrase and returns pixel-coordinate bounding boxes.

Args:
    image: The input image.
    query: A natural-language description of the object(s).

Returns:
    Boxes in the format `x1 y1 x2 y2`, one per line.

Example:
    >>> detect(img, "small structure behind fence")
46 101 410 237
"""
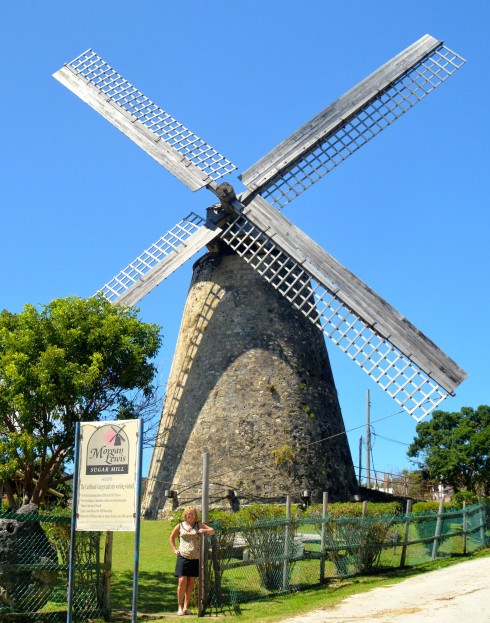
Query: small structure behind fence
205 501 488 610
0 509 108 622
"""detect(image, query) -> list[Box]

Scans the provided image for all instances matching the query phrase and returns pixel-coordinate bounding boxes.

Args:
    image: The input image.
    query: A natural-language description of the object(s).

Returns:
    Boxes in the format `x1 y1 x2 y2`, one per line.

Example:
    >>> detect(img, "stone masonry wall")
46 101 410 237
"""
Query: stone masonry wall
142 250 358 515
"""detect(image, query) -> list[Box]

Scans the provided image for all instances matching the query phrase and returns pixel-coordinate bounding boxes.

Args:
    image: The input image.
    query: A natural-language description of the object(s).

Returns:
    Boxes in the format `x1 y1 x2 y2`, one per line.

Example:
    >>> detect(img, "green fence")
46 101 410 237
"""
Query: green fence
0 508 107 622
205 502 488 609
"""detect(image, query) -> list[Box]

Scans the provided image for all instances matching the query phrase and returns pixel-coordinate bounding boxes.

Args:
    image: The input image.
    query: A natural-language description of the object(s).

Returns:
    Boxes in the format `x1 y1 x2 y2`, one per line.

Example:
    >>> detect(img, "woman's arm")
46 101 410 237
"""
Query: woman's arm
169 524 180 554
198 522 215 536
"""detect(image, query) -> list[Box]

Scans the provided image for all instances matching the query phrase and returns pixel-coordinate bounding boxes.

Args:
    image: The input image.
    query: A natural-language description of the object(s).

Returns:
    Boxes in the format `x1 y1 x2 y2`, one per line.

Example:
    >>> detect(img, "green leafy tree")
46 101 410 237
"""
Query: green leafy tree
407 406 490 495
0 296 162 508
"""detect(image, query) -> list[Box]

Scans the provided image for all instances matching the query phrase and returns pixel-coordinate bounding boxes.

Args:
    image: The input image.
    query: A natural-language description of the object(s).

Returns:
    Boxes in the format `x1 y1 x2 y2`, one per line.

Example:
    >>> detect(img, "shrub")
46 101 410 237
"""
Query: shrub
304 500 402 519
231 504 297 591
451 491 479 507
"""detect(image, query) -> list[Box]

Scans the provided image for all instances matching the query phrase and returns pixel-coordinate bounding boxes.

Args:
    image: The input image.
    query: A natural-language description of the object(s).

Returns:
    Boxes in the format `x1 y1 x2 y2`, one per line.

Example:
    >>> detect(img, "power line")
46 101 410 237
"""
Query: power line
373 432 411 447
152 407 406 486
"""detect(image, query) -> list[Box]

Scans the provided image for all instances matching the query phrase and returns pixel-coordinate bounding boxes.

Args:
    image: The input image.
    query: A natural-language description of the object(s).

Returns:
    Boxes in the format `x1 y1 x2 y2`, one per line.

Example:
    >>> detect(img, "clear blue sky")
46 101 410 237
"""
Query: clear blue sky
2 1 488 483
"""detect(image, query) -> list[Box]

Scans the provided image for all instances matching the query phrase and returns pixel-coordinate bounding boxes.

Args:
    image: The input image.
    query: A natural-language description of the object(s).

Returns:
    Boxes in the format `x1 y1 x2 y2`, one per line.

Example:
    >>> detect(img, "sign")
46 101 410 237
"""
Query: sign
76 419 141 531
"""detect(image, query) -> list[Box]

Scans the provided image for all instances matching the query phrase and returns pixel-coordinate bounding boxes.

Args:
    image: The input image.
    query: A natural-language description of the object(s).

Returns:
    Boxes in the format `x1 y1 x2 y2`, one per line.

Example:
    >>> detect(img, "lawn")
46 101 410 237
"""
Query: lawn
102 520 490 623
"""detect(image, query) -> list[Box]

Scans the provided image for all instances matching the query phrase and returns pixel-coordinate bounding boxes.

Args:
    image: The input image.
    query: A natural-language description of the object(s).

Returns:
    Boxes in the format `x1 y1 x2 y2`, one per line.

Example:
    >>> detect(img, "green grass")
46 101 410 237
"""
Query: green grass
101 521 490 623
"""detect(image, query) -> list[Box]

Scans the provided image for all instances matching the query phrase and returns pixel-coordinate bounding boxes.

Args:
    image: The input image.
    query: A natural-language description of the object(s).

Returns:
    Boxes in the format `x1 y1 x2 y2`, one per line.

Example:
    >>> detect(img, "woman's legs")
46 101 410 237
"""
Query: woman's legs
184 576 195 611
177 576 187 612
177 576 196 613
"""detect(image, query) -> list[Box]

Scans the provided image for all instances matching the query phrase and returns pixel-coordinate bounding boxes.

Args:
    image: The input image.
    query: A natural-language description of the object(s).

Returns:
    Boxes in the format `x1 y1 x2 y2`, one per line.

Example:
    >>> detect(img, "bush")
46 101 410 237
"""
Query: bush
452 491 479 507
302 501 398 575
206 511 240 607
237 505 297 590
304 500 402 519
411 501 452 514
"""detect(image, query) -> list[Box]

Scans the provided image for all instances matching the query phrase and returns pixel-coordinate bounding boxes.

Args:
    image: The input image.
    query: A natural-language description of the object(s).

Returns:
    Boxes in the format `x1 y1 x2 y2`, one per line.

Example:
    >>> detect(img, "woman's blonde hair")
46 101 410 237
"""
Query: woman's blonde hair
182 506 198 522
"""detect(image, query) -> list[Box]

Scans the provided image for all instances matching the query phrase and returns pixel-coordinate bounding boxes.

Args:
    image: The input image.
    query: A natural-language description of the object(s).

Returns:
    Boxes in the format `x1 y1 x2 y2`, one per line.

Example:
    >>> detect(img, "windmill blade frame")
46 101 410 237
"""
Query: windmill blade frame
97 213 219 306
218 194 467 422
240 35 466 210
53 49 237 191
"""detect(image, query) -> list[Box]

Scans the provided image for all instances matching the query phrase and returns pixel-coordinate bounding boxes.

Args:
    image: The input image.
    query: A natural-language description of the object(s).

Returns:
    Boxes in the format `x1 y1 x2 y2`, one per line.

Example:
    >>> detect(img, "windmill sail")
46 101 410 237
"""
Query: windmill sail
54 50 237 191
55 35 467 422
219 195 467 422
97 213 219 306
240 35 466 210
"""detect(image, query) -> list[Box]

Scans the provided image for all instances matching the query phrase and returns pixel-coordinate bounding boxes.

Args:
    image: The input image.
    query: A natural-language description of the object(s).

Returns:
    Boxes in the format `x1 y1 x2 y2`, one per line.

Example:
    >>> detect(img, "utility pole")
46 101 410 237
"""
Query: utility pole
358 435 363 485
366 389 371 488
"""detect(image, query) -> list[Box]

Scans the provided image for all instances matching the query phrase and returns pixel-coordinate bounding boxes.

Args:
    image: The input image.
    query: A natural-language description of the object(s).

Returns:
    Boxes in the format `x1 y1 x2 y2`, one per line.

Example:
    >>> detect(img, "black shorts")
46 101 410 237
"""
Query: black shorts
174 553 199 577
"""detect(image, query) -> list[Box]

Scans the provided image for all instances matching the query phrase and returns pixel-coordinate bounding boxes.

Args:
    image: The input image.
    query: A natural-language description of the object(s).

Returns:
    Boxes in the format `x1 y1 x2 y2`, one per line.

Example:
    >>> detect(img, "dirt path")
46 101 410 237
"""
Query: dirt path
280 556 490 623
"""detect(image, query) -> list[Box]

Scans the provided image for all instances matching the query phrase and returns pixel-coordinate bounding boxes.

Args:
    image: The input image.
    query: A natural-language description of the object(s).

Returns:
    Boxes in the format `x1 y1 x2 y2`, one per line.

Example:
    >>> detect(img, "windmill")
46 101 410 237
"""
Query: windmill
54 34 467 512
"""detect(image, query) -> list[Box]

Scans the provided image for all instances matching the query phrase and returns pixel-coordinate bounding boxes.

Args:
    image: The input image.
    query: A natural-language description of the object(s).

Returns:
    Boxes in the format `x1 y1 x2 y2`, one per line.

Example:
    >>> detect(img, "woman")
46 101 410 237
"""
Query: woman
169 506 215 616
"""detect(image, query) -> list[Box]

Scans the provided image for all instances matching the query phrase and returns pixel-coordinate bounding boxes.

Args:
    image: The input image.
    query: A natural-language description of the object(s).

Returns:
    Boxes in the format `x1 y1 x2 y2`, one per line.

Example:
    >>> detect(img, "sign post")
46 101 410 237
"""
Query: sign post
131 420 144 623
67 422 81 623
67 418 143 623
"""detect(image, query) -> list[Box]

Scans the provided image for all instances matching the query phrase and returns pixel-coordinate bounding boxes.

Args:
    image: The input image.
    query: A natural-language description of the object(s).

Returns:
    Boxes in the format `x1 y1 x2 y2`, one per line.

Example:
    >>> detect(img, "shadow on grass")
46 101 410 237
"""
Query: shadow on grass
111 570 177 613
109 550 490 618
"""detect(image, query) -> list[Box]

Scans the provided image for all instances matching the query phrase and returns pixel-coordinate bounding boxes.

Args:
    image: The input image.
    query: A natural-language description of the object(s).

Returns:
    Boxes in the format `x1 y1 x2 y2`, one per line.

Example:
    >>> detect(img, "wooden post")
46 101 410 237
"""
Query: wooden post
478 495 485 546
319 492 328 583
198 451 210 617
462 501 467 555
362 500 368 518
102 531 113 620
400 499 412 567
431 498 445 560
282 495 291 591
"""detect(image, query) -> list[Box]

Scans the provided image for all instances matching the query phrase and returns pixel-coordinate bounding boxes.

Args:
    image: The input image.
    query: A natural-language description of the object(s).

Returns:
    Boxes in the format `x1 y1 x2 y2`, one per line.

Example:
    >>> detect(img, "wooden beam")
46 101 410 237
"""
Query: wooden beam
239 195 467 394
112 224 220 307
53 66 212 192
240 34 441 194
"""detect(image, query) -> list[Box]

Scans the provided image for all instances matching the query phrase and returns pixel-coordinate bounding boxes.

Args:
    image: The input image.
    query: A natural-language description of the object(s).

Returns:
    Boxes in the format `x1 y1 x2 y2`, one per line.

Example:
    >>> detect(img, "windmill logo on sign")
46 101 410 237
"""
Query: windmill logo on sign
86 423 130 475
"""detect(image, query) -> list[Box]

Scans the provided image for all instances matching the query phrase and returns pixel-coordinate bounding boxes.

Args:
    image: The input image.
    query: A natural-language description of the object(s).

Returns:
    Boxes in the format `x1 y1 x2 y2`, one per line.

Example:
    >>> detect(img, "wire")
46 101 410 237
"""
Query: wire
189 407 406 484
147 409 410 490
374 433 410 447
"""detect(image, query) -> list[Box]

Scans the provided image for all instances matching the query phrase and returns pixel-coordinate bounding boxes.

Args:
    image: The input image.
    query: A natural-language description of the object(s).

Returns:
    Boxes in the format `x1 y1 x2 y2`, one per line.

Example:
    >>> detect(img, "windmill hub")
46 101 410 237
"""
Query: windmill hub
215 181 238 212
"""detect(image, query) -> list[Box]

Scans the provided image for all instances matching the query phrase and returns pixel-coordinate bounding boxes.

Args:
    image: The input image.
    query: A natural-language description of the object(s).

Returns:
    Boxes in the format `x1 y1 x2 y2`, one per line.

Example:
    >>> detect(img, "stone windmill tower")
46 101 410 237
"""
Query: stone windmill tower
54 35 467 514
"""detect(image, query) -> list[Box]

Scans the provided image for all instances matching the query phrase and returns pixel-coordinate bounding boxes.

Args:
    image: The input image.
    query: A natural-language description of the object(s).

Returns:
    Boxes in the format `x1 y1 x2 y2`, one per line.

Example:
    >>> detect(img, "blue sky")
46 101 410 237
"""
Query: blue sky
1 1 488 483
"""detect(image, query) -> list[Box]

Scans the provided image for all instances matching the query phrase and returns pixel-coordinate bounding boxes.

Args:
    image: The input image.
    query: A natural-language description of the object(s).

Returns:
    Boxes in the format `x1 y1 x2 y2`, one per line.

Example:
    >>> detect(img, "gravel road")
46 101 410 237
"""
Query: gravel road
279 556 490 623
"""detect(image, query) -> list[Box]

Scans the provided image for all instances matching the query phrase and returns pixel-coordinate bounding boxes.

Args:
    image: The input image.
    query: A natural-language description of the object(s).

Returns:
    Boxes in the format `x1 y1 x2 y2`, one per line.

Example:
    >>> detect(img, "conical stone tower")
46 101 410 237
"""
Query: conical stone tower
143 248 358 516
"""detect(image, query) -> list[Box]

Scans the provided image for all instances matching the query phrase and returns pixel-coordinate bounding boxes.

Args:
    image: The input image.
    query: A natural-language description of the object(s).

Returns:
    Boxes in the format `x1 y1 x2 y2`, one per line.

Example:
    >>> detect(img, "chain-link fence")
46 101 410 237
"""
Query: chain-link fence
204 502 488 609
0 508 108 622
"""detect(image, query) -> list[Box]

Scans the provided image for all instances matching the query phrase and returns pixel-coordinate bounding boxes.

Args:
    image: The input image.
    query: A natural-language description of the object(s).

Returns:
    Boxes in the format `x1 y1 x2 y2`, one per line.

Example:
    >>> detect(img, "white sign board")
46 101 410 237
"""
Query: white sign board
76 419 141 531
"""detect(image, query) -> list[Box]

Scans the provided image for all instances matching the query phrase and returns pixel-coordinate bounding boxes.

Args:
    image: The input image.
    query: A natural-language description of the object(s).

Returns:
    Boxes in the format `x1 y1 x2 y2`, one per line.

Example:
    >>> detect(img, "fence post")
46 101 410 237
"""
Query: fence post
198 451 210 617
282 494 291 591
400 499 412 568
462 501 467 555
478 495 486 546
319 492 328 583
102 531 113 620
431 498 445 560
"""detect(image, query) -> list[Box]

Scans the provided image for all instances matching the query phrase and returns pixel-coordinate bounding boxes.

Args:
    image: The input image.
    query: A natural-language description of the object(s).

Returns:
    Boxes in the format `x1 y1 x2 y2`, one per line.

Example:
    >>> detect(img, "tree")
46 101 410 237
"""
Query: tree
407 406 490 495
387 468 431 499
0 296 162 508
